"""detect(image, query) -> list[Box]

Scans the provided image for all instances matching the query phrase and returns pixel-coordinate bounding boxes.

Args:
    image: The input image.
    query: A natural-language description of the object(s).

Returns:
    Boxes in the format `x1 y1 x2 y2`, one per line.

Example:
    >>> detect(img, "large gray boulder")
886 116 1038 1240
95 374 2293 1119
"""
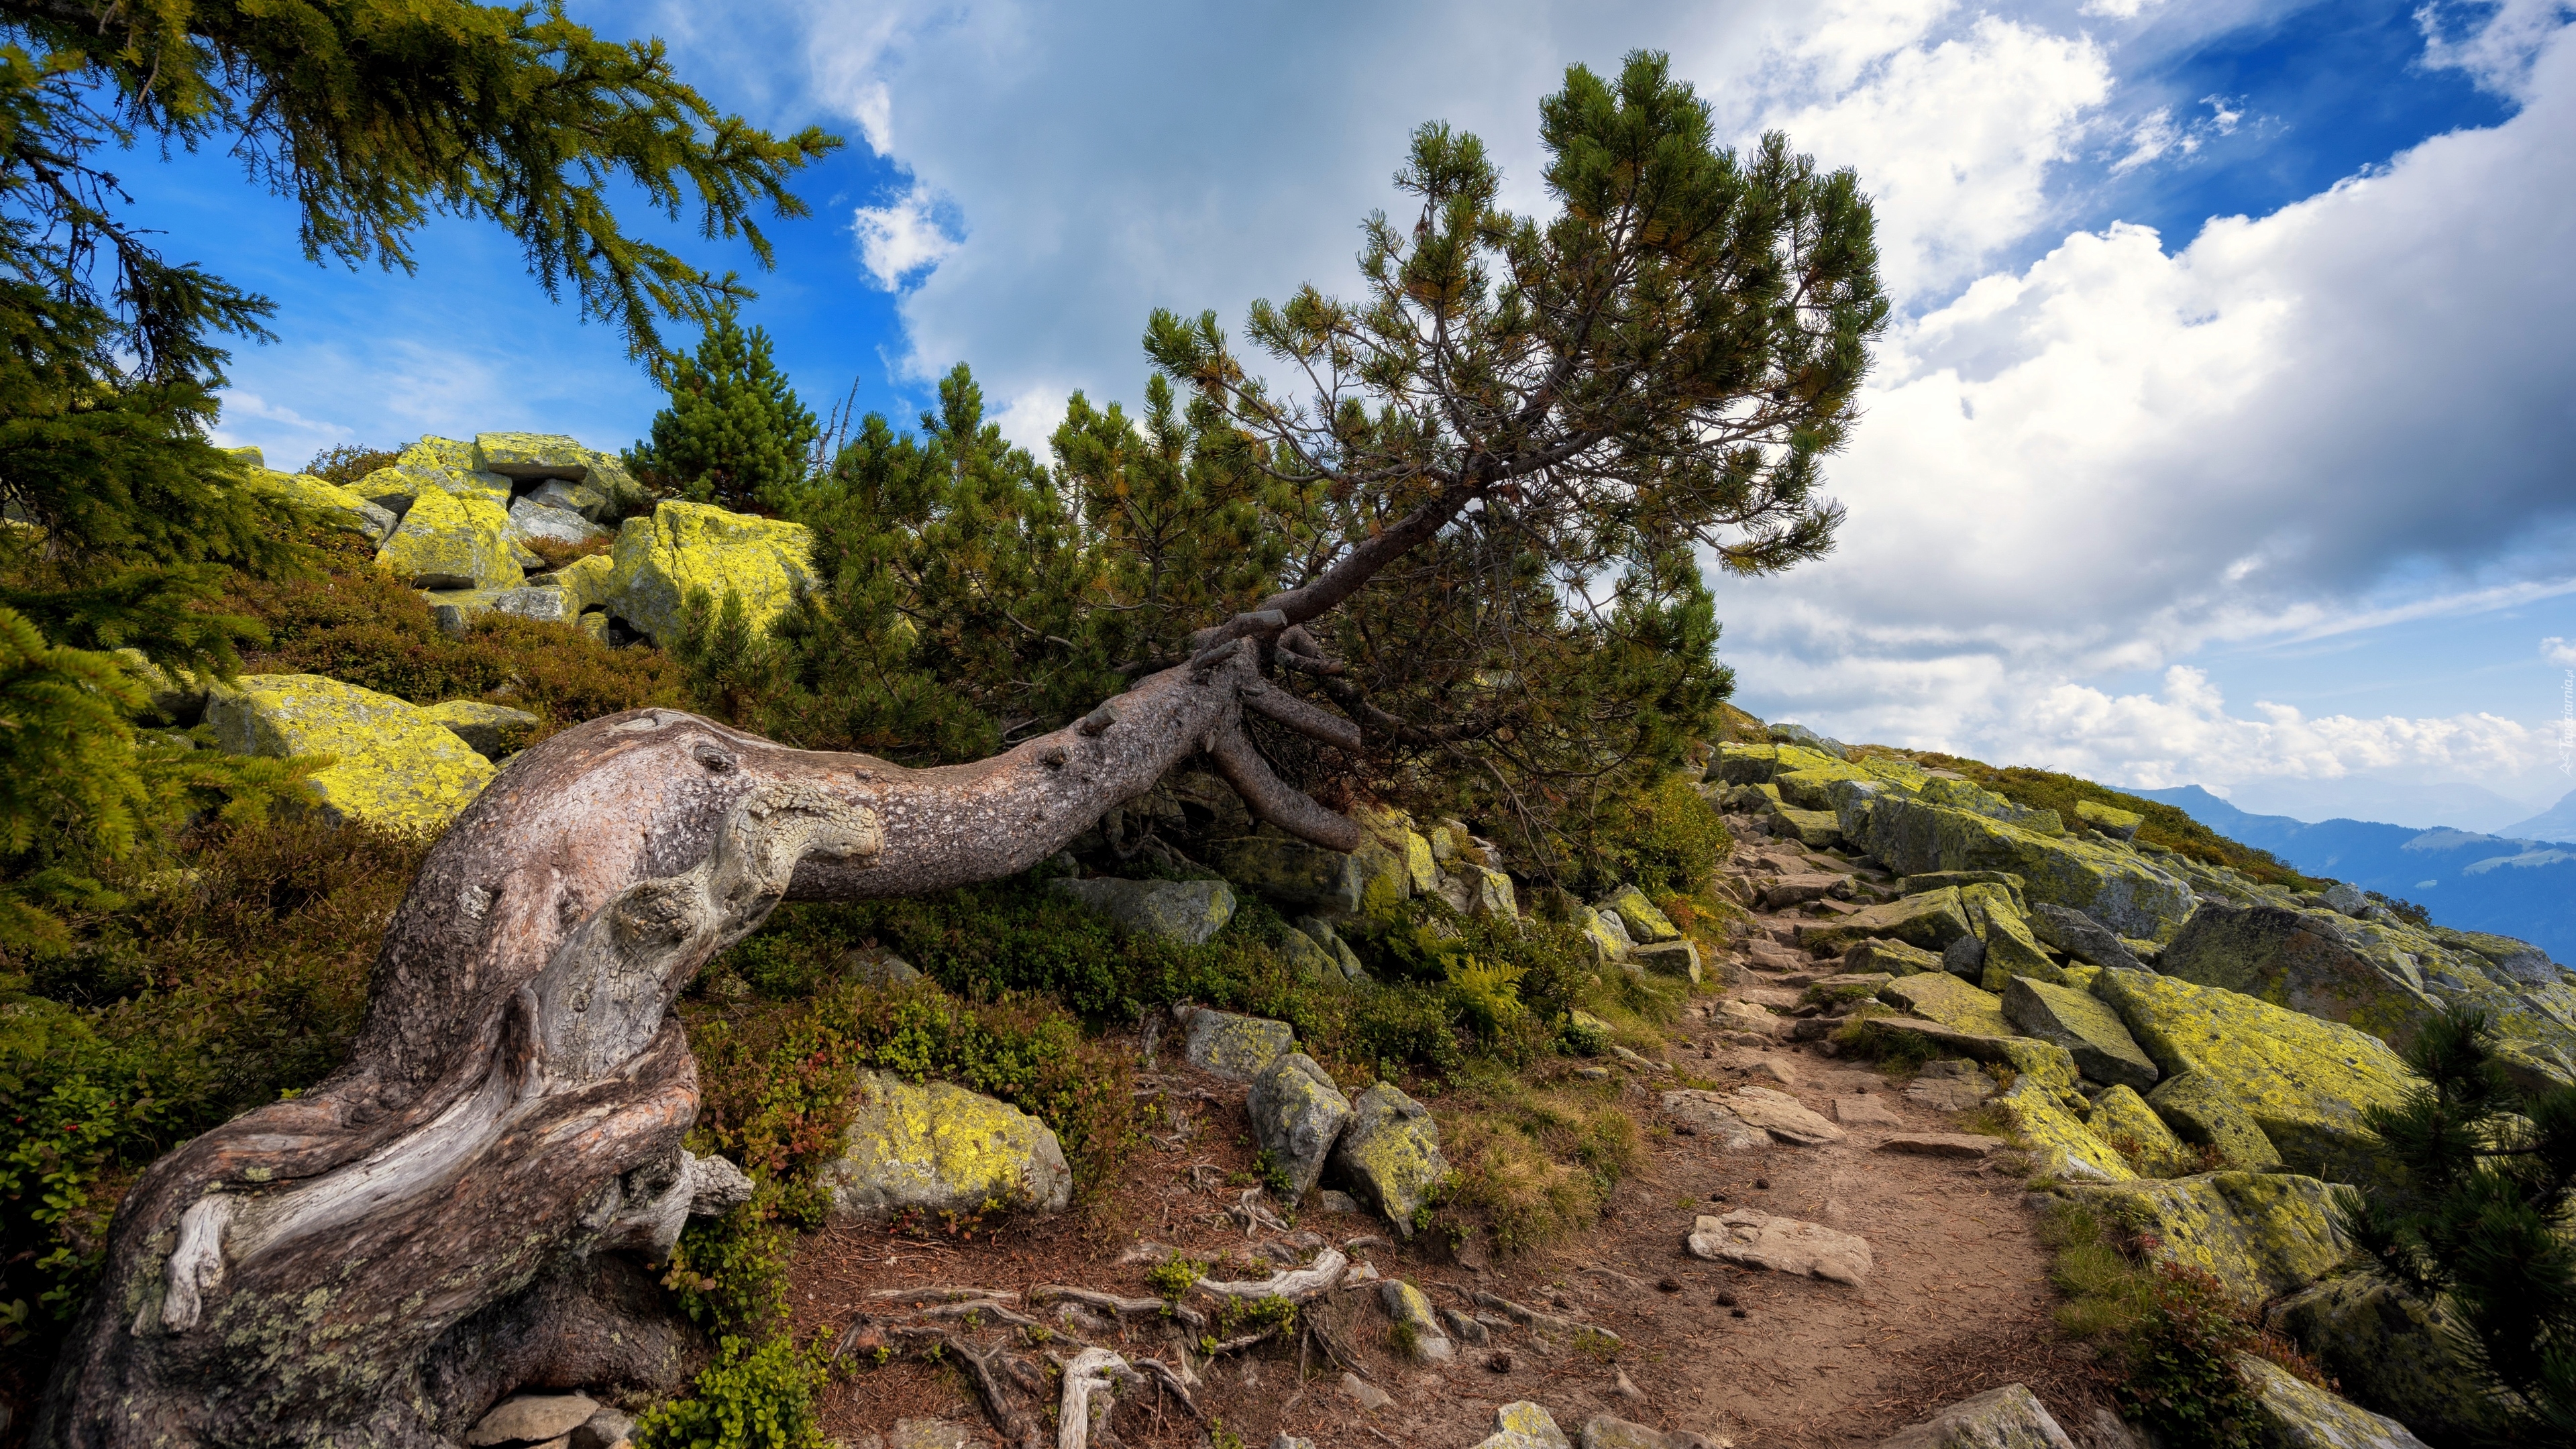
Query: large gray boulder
2237 1354 2431 1448
1177 1005 1296 1080
1246 1053 1351 1206
1049 876 1236 945
822 1071 1072 1222
1330 1082 1448 1237
1873 1384 2074 1449
2000 976 2158 1090
2026 902 2143 971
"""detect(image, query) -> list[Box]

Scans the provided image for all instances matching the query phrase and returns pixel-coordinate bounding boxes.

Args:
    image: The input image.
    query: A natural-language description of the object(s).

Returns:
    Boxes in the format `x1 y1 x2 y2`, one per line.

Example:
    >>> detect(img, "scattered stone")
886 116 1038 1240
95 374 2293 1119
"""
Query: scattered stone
1723 1086 1845 1145
2236 1353 2431 1449
206 674 496 830
2066 1171 2348 1303
597 501 818 645
1876 1133 2005 1159
1746 938 1810 973
419 699 541 759
1330 1082 1449 1236
1833 1095 1902 1127
1713 1000 1783 1038
1686 1209 1872 1285
1660 1091 1770 1150
1338 1372 1391 1410
1844 937 1943 976
569 1408 634 1449
1379 1279 1454 1363
1440 1306 1490 1346
1629 938 1703 983
1487 1351 1514 1373
1318 1187 1361 1214
2000 976 2158 1090
833 945 922 985
2027 902 2143 971
1576 904 1635 965
1177 1006 1297 1080
1475 1401 1573 1449
1906 1071 1995 1113
1438 861 1520 918
1796 887 1976 955
1246 1053 1352 1207
1744 1057 1802 1086
1600 883 1682 943
467 1393 600 1447
1270 1436 1318 1449
1872 1383 2074 1449
1050 876 1236 945
1761 873 1849 909
1879 973 2014 1038
822 1070 1073 1222
1275 926 1338 979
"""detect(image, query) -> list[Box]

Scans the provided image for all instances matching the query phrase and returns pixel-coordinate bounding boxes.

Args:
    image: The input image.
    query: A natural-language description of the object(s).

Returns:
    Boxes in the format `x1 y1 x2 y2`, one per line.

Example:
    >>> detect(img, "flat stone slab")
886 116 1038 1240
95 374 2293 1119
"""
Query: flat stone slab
1880 973 2013 1037
1661 1090 1770 1150
1833 1095 1904 1127
1725 1085 1847 1144
1878 1133 2007 1158
1686 1209 1873 1285
2000 975 2158 1090
1906 1076 1995 1112
469 1395 600 1447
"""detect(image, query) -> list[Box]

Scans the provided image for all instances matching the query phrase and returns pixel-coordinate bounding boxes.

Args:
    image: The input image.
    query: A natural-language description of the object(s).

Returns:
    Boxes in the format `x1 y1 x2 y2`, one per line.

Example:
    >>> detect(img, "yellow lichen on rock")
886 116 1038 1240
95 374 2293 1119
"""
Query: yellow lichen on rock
1999 1075 2135 1182
203 674 495 832
2069 1172 2349 1303
600 500 816 645
376 485 523 591
822 1070 1073 1222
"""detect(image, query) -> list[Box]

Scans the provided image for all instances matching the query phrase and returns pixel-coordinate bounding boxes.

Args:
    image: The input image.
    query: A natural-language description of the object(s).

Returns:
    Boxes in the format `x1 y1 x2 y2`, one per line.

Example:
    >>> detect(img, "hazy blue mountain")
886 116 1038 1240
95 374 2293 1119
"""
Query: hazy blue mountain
2213 776 2544 835
2132 786 2576 963
2501 788 2576 845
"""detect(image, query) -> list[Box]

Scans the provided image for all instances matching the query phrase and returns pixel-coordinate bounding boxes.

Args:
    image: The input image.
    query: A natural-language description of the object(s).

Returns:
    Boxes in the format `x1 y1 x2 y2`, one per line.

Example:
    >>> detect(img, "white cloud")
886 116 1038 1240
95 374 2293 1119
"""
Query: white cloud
1711 19 2576 791
2419 0 2576 99
853 182 962 290
2545 637 2576 666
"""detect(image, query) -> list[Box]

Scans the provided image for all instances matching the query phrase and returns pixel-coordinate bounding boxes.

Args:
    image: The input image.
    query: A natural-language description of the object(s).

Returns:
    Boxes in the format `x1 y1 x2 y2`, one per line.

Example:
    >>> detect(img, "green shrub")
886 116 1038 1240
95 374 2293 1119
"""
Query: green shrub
633 1331 830 1449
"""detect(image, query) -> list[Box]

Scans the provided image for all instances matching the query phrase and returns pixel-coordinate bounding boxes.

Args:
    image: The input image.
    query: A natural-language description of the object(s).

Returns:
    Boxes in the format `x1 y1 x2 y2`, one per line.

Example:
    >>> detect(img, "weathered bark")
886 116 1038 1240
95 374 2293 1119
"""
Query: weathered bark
38 647 1345 1446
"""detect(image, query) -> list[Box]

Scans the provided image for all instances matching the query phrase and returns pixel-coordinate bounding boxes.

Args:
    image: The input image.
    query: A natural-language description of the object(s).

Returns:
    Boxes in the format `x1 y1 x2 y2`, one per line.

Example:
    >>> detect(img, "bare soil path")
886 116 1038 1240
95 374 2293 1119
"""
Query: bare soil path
786 845 2121 1448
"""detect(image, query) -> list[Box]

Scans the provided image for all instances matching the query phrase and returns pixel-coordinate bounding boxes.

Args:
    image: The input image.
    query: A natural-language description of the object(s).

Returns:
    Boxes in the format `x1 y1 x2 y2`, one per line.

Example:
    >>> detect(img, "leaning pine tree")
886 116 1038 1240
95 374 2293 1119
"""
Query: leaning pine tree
42 51 1885 1447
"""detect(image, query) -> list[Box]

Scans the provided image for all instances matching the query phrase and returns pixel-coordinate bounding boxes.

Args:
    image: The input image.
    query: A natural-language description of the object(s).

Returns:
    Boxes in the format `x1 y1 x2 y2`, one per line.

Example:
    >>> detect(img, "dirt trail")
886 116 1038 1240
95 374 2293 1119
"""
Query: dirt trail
789 840 2119 1448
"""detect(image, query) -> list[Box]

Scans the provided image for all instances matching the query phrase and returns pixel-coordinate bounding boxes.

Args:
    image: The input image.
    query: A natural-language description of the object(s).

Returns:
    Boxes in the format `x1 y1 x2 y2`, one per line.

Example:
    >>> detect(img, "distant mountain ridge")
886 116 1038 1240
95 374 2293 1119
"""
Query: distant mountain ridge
2131 785 2576 962
2502 786 2576 844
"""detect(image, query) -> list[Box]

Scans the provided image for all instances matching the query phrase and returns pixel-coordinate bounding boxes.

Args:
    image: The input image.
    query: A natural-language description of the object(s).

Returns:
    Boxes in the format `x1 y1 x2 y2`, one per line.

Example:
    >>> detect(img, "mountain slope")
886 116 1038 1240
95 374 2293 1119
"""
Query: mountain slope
2502 787 2576 845
2134 786 2576 963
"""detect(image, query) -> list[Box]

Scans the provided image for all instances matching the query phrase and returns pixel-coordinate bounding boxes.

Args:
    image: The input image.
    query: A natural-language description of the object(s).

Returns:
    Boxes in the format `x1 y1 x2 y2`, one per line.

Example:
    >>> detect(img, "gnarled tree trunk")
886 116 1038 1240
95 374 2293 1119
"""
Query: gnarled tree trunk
36 642 1348 1446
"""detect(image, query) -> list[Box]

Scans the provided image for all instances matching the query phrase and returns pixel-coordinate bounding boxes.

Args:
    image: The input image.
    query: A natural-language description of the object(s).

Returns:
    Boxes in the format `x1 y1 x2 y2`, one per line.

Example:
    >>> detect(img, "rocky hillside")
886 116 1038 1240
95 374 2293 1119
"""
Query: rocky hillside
58 435 2564 1446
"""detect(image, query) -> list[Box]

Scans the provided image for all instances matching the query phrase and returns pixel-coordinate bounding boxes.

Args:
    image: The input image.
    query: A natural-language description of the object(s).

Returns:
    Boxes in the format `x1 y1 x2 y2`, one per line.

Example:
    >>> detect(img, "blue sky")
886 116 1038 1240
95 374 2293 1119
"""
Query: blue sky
158 0 2576 831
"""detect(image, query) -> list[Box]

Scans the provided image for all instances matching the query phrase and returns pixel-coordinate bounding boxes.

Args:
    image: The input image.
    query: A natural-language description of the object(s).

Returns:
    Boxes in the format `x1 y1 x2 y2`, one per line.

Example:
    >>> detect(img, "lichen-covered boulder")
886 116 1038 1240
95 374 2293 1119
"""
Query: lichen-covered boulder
1246 1053 1350 1207
2086 1084 2187 1173
1329 1082 1448 1237
474 431 593 479
1574 904 1633 965
2147 1071 2286 1171
1866 798 2195 943
554 552 616 614
1843 937 1942 976
1629 939 1702 983
1436 861 1518 918
1770 804 1843 848
1998 1075 2134 1182
1873 1383 2075 1449
1276 926 1340 979
2235 1354 2432 1449
377 485 523 590
2074 800 2143 841
1598 883 1680 943
508 495 608 547
1475 1403 1571 1449
1961 883 2065 986
419 699 541 758
1880 972 2014 1037
2094 969 2416 1183
1179 1006 1295 1080
2001 976 2157 1090
2267 1275 2502 1445
1050 876 1236 945
423 585 573 634
822 1070 1072 1222
1214 833 1371 918
599 500 816 645
2068 1172 2347 1303
1378 1279 1453 1364
205 674 494 831
1799 887 1976 955
247 468 396 543
2159 902 2576 1090
2027 902 2143 971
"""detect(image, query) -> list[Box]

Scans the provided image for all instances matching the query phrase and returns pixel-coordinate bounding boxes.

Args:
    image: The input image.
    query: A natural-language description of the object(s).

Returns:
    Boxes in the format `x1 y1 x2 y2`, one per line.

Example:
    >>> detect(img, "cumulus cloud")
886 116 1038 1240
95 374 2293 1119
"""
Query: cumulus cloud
2546 637 2576 667
853 182 962 290
1709 17 2576 790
